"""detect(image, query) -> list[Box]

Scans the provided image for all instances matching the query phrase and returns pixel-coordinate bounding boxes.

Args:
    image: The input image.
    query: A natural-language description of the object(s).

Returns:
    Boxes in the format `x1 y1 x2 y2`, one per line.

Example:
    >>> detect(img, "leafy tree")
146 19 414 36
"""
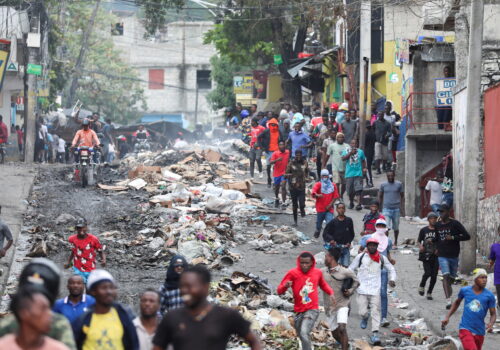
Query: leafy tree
137 0 336 109
48 1 147 123
205 55 243 110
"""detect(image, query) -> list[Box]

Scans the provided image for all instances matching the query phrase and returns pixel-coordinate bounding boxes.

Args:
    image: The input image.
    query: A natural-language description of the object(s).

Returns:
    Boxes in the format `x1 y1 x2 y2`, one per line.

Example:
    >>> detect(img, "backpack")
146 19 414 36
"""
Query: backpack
358 252 384 270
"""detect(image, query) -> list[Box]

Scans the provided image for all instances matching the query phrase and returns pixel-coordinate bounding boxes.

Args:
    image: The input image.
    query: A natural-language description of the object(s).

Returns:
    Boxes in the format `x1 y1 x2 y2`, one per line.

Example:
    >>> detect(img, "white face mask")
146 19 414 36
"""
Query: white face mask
375 227 387 235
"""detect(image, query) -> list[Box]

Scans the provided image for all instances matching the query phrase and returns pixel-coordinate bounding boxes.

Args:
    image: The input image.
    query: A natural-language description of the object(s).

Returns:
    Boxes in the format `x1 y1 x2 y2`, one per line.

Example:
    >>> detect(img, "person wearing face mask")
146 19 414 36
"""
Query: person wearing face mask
257 118 284 187
159 255 189 314
349 237 396 346
359 219 396 328
312 169 340 238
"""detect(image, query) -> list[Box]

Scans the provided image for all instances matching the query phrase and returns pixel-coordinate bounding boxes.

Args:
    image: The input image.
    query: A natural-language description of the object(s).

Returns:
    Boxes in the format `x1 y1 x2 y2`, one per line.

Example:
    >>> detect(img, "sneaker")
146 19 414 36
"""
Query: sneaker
446 300 452 309
274 199 280 208
314 230 320 239
427 293 433 300
300 210 306 217
356 204 362 211
259 172 264 178
360 317 369 329
418 287 425 296
348 202 354 210
370 332 381 346
381 318 390 327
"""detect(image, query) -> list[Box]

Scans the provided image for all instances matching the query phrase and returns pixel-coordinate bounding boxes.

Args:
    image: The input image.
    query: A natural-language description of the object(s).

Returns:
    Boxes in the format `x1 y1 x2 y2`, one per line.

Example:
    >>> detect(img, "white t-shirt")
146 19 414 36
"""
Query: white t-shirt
425 180 443 205
38 124 47 140
57 139 66 153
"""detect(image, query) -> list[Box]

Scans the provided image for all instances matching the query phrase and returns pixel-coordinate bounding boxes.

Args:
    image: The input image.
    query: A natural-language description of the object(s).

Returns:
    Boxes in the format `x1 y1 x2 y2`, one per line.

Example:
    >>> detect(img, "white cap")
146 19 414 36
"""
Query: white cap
87 269 115 290
375 218 387 226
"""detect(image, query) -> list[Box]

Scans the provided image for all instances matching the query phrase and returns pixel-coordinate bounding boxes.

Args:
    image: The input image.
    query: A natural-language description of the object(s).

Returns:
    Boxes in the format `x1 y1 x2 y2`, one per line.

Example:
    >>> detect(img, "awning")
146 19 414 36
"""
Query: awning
287 47 339 78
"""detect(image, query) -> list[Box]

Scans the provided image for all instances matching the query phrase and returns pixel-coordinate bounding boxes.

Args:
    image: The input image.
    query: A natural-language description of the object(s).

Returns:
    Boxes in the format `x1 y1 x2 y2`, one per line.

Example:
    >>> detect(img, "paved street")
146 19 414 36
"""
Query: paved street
230 170 500 349
0 164 35 297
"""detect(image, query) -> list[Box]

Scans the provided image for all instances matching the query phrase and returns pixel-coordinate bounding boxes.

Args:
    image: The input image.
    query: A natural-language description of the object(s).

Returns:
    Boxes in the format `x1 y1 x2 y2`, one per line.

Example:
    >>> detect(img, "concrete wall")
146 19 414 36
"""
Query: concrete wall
477 49 500 255
405 135 452 216
112 16 217 128
410 51 454 130
1 73 24 134
384 4 454 42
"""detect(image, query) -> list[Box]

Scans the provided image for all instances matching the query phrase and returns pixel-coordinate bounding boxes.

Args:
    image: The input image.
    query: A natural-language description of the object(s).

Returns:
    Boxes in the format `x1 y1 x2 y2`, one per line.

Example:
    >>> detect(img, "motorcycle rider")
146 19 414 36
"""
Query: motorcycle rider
71 119 100 163
133 124 151 152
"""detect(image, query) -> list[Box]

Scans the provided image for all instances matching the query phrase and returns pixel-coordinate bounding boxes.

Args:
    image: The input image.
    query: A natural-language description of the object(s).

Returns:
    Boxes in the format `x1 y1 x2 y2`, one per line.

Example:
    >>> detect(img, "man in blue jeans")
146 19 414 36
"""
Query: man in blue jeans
378 170 404 246
433 203 470 309
359 219 396 328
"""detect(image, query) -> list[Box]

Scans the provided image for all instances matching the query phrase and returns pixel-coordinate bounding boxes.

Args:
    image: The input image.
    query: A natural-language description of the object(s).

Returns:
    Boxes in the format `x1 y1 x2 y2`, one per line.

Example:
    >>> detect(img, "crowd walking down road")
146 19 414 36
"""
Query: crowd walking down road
1 101 500 350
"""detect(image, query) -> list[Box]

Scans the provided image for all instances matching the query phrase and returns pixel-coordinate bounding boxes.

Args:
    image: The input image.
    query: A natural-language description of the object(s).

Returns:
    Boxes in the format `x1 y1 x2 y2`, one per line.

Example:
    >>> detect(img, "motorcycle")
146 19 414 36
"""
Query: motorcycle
134 138 151 153
73 146 99 187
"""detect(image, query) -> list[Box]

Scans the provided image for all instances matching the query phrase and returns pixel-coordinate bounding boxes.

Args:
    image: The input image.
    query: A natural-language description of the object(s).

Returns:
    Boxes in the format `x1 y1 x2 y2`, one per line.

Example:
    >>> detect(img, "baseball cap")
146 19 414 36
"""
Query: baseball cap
87 269 115 291
320 169 329 177
375 218 387 226
19 258 61 305
76 218 87 228
366 237 379 245
427 212 438 219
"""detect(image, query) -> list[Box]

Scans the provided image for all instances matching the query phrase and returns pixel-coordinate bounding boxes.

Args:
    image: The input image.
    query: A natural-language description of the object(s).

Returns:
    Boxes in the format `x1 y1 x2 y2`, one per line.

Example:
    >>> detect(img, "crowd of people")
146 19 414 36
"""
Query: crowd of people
226 100 402 226
0 99 499 350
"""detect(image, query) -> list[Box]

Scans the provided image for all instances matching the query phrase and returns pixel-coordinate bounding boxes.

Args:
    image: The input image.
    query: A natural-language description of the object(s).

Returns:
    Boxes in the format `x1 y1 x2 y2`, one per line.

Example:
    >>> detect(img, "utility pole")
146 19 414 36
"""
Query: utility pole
194 83 199 125
66 0 101 107
460 0 484 273
24 1 41 164
358 0 371 148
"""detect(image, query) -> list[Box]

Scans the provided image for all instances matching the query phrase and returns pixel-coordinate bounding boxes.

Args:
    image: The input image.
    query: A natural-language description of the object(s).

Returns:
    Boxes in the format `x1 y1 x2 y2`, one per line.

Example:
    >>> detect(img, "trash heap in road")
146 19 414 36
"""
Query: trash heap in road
213 271 336 350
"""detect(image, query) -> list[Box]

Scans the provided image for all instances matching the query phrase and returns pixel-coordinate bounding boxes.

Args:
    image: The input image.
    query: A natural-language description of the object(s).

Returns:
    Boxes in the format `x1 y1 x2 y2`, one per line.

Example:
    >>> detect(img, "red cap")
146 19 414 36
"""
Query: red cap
366 237 379 245
330 103 339 110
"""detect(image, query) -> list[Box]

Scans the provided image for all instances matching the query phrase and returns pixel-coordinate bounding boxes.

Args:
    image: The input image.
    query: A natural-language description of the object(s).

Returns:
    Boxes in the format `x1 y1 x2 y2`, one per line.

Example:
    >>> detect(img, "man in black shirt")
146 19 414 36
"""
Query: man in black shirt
433 204 470 309
417 212 439 300
323 203 355 266
152 265 262 350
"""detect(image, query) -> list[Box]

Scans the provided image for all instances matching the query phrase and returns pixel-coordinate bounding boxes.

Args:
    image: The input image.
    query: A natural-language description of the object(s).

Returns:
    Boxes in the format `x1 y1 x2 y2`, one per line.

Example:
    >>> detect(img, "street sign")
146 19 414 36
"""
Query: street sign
27 63 42 76
435 78 456 106
6 62 18 71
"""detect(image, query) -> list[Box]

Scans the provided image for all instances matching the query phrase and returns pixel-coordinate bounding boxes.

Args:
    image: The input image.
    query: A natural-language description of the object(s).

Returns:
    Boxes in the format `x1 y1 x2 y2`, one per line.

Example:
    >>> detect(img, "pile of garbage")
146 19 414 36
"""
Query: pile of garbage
213 272 337 350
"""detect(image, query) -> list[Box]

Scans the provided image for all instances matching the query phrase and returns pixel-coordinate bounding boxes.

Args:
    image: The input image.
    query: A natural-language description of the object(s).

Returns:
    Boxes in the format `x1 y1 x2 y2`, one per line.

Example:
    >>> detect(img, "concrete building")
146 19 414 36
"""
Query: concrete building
450 1 500 257
0 7 29 132
110 10 217 129
403 43 455 217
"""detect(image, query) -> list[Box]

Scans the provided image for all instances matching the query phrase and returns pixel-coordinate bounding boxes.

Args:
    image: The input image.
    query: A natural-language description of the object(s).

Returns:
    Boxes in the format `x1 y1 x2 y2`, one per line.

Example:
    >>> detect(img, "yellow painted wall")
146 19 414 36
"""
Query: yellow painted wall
371 41 403 114
371 36 455 114
267 74 283 102
322 56 342 104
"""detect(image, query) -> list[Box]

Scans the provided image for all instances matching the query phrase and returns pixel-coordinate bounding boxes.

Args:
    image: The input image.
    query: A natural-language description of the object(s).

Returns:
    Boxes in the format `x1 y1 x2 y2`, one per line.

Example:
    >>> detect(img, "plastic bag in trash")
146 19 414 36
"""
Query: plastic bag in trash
221 189 246 201
206 197 236 214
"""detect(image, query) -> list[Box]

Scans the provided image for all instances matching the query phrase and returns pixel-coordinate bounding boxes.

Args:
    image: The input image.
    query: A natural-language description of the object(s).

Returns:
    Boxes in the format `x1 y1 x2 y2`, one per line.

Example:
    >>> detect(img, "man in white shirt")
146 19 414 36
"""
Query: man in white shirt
425 171 444 214
349 238 396 346
134 289 161 350
57 137 66 163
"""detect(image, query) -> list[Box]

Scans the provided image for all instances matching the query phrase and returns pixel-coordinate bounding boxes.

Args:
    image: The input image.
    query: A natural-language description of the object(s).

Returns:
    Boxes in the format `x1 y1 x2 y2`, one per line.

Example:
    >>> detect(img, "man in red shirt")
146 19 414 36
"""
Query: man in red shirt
312 169 340 238
248 117 266 178
0 115 8 145
258 118 283 187
269 140 290 208
278 252 335 350
65 218 106 283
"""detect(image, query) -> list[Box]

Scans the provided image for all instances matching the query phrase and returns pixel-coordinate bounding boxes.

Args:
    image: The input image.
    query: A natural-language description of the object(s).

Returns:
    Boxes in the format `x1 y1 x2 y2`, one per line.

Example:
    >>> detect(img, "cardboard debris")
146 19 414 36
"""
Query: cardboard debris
223 180 252 195
202 149 222 162
128 165 161 179
161 168 182 182
97 183 128 191
128 178 147 190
